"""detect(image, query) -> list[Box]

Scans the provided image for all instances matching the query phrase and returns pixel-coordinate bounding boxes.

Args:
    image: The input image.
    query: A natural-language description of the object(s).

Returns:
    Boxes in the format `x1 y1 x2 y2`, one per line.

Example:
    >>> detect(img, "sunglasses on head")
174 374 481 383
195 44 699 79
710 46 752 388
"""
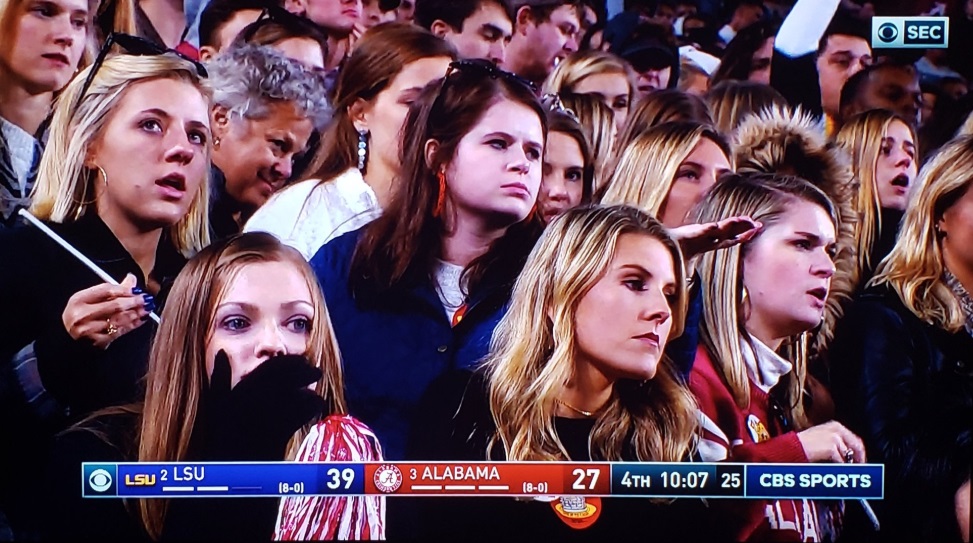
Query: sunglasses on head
541 92 580 123
239 6 321 42
75 33 208 113
431 59 537 113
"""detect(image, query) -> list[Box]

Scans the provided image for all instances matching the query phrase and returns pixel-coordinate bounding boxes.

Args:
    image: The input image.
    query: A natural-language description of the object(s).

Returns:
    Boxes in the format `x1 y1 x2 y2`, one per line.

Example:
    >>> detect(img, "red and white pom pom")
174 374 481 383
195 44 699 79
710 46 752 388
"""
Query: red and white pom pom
274 415 385 540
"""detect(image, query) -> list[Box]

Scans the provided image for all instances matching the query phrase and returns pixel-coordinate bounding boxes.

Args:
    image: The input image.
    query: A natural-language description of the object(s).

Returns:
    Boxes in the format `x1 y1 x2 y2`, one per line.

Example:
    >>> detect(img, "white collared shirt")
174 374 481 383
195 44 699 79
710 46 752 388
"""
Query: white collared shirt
244 168 382 260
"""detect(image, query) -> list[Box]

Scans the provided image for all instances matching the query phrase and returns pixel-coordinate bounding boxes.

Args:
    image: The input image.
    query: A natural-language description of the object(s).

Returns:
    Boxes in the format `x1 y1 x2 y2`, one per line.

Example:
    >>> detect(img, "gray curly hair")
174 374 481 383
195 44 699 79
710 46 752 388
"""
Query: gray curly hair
205 44 331 131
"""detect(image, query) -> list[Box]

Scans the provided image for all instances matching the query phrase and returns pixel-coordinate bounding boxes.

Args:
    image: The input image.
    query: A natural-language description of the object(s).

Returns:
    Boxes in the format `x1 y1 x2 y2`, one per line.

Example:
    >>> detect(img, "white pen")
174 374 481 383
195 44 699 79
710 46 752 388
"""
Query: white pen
860 499 881 531
18 208 162 324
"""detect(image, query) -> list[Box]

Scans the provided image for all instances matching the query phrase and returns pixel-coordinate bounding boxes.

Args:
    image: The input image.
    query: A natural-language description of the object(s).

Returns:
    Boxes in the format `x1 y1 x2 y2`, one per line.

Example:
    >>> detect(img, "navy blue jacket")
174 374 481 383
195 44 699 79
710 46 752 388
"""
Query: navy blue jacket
309 228 512 460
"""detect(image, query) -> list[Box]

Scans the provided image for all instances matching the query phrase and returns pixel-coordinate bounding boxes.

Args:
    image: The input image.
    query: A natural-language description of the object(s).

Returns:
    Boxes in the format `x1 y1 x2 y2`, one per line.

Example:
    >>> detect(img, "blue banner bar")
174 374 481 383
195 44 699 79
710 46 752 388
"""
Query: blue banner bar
83 462 365 498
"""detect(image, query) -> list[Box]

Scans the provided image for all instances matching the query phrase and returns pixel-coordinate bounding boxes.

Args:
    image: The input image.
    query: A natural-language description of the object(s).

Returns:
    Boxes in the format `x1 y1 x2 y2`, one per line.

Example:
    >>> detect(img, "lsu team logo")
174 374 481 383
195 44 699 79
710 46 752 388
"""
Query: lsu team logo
747 414 771 443
551 496 602 529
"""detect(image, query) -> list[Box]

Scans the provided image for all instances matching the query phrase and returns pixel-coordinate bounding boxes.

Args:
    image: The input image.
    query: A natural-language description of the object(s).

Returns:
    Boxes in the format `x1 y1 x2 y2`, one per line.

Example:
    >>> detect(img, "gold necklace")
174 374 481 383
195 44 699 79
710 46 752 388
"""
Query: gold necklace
557 399 597 417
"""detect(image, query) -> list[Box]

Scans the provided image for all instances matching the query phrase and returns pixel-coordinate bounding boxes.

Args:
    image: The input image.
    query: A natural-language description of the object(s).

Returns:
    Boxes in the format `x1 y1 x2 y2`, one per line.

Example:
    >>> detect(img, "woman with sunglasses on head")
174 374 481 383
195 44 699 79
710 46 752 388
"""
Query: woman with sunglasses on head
409 205 710 540
46 232 383 541
309 59 545 463
536 97 594 225
244 23 455 260
1 0 93 229
0 44 209 537
828 136 973 543
204 44 330 241
689 173 866 542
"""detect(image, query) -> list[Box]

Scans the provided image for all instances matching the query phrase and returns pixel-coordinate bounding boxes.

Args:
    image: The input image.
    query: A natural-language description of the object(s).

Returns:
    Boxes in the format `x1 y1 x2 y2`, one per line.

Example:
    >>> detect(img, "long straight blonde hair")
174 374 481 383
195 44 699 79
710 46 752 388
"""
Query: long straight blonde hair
693 173 838 429
137 232 346 539
485 204 697 462
835 109 917 276
871 135 973 332
600 121 732 219
29 54 211 257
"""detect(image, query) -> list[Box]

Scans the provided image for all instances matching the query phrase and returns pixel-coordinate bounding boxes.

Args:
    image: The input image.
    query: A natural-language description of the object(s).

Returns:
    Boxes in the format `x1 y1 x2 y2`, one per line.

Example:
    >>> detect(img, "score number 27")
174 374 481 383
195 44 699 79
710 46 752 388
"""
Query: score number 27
572 468 601 490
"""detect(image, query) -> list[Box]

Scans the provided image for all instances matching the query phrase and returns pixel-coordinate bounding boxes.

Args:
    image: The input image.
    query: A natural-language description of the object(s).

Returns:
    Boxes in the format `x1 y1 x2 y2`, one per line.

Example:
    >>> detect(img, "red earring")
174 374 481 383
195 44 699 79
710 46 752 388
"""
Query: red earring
433 170 446 218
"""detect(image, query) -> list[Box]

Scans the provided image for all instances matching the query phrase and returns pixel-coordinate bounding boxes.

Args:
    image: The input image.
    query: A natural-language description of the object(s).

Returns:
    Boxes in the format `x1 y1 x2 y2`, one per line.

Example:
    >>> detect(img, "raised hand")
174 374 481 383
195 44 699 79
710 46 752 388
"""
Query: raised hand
670 216 762 260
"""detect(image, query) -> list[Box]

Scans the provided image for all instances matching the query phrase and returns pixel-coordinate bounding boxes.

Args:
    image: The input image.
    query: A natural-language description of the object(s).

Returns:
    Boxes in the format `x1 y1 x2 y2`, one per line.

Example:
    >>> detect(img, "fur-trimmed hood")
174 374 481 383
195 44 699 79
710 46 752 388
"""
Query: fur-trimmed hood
732 106 860 357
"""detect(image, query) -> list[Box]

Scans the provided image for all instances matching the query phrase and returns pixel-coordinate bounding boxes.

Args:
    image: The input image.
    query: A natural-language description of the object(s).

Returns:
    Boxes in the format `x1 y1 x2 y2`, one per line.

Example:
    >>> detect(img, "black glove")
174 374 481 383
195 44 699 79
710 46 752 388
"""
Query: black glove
197 350 326 461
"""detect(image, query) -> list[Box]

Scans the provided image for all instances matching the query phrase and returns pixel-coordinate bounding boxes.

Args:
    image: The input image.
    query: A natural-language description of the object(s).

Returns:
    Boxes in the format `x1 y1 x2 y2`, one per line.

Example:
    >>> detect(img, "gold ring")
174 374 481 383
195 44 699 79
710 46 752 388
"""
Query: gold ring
106 320 118 336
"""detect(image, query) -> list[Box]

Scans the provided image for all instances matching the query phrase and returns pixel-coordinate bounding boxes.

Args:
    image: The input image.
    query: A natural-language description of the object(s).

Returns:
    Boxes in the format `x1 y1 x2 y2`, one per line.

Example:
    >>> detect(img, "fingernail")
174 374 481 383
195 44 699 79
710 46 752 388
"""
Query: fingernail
145 303 157 314
132 287 144 295
142 294 154 304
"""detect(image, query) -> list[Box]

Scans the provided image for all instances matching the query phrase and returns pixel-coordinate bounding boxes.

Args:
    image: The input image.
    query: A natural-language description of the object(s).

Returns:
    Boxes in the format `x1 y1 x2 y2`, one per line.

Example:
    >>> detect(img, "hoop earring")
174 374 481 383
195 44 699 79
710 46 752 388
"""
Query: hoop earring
357 129 369 172
433 170 446 218
97 165 108 186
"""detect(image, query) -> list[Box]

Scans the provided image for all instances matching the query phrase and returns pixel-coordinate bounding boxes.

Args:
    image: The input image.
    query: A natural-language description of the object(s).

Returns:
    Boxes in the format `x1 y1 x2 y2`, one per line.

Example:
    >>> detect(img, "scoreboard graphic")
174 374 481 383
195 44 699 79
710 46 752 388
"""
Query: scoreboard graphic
82 461 884 500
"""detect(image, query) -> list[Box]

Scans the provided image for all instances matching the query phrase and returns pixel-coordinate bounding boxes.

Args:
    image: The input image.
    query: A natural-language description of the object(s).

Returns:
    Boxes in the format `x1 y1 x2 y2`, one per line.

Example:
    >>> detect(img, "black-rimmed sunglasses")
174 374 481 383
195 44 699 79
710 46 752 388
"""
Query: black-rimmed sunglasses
441 58 537 93
74 33 208 112
239 6 322 42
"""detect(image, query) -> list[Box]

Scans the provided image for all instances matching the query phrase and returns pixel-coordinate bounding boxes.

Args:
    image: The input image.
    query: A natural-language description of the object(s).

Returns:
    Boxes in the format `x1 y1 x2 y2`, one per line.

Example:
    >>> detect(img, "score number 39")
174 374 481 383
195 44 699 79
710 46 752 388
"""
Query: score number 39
325 468 355 490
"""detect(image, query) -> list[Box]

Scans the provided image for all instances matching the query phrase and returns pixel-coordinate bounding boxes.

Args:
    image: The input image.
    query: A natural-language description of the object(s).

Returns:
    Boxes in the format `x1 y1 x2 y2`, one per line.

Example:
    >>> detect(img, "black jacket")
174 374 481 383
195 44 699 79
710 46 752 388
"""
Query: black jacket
0 213 184 535
0 212 185 417
399 369 714 541
828 286 972 543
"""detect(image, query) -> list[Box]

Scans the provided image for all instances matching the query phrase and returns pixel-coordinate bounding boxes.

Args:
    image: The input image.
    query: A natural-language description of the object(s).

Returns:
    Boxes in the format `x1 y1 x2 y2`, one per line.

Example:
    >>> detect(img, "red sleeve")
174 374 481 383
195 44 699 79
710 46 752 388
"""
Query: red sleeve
690 348 807 464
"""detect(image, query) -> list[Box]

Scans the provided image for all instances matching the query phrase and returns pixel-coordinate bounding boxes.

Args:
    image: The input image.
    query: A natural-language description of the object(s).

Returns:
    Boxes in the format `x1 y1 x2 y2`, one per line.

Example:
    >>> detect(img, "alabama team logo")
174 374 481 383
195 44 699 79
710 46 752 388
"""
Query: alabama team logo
373 464 403 494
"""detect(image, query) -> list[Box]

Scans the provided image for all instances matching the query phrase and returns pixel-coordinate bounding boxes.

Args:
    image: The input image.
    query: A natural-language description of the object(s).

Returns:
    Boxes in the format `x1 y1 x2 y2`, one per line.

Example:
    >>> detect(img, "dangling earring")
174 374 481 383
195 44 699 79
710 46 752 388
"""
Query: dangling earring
741 285 750 309
213 137 221 150
433 170 446 218
357 129 369 172
97 165 108 186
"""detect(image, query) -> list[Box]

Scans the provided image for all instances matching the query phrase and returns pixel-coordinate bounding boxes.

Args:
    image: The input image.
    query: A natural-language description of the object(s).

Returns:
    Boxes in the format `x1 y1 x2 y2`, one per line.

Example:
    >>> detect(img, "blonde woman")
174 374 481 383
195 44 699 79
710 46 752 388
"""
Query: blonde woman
541 49 635 131
47 232 383 540
690 172 866 542
829 136 973 543
601 121 732 229
614 89 713 155
704 80 789 136
835 109 917 287
558 92 615 191
0 49 210 537
410 204 710 539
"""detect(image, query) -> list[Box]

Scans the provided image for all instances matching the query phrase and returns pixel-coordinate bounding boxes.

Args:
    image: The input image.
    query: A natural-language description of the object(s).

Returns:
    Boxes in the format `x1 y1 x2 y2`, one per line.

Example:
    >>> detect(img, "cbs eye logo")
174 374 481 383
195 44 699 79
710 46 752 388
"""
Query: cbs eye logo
877 23 898 44
83 464 117 496
872 17 948 49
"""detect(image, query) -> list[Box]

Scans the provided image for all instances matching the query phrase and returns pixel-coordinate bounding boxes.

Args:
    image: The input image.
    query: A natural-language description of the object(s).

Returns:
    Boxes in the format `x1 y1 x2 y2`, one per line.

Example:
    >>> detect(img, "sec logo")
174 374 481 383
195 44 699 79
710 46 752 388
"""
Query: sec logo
373 464 403 494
